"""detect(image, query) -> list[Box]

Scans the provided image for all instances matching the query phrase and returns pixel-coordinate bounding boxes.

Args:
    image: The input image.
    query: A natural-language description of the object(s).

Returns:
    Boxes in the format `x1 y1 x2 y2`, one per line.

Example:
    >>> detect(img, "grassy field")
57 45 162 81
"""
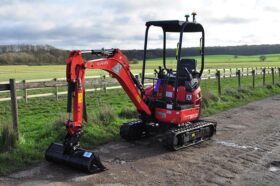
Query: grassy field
0 54 280 174
0 70 280 174
0 54 280 81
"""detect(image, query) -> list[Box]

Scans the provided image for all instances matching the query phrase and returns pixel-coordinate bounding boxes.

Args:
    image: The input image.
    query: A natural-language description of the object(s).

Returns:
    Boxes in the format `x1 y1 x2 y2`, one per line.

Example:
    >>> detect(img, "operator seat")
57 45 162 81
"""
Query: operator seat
177 58 200 90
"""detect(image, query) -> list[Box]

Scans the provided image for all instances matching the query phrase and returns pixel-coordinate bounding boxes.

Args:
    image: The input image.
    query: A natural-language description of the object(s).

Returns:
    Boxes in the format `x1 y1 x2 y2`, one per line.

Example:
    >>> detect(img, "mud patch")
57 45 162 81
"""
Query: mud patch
215 140 259 150
9 166 43 179
96 183 126 186
112 157 126 165
241 105 261 111
71 175 93 182
224 124 247 129
272 96 280 101
268 161 280 172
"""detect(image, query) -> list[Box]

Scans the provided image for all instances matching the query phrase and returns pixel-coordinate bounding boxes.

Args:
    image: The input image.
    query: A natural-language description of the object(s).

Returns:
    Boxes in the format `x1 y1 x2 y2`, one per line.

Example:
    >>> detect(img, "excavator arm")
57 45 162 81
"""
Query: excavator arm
65 49 151 139
46 49 151 173
85 49 151 116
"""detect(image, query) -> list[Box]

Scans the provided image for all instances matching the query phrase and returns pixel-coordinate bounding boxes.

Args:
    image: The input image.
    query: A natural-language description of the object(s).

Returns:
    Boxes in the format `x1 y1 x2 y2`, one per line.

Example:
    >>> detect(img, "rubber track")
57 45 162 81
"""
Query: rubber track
164 120 217 150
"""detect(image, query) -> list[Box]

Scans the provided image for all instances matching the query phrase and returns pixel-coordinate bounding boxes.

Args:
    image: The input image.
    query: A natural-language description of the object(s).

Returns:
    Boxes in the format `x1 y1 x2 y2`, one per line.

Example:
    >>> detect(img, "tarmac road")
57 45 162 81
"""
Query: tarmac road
1 95 280 186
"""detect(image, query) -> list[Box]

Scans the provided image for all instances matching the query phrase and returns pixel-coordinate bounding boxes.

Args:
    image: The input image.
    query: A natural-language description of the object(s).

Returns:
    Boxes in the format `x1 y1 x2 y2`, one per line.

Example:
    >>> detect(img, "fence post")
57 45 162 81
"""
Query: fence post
54 78 58 101
9 79 19 139
271 68 275 85
278 67 280 78
208 69 211 79
262 68 266 86
236 70 241 89
230 68 232 78
241 67 244 77
103 75 106 92
23 80 28 103
223 68 225 78
252 70 255 88
216 70 221 96
256 67 258 75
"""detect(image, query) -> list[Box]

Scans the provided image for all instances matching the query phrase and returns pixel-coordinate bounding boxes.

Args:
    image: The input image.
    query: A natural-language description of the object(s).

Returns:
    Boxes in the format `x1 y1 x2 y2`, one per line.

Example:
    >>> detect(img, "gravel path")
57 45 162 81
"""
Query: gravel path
1 95 280 186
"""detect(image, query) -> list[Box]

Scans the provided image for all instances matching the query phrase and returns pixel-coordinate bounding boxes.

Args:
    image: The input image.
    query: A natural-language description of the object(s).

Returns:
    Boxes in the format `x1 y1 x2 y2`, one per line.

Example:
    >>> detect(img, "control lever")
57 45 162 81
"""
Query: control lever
184 67 193 81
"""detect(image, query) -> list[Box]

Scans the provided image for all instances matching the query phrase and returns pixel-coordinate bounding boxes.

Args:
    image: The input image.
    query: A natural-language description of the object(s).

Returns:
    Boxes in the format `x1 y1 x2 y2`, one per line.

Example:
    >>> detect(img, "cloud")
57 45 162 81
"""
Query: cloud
264 6 280 12
0 0 279 49
206 17 255 24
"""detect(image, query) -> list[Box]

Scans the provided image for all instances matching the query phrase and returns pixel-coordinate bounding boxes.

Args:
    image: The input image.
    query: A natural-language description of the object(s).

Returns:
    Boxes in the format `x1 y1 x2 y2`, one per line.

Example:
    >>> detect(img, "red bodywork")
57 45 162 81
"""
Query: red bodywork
144 85 202 125
66 49 201 136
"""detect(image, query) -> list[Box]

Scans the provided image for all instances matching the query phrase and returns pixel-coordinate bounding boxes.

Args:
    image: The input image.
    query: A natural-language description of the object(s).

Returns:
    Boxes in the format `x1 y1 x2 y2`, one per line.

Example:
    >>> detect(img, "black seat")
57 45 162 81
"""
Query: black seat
177 58 200 90
177 58 196 79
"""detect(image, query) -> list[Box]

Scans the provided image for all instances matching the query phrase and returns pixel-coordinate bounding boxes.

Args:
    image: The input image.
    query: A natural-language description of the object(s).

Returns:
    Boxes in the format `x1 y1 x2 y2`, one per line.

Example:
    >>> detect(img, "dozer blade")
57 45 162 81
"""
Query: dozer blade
45 143 106 174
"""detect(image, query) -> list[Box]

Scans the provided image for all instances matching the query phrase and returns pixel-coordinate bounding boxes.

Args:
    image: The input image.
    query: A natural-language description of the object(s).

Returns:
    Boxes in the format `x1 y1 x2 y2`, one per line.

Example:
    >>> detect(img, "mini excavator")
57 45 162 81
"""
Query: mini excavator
45 13 217 173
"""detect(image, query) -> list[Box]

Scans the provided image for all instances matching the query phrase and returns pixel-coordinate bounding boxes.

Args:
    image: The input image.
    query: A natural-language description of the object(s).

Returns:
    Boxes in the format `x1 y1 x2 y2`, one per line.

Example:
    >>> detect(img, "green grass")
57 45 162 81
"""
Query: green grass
0 72 280 175
130 54 280 71
1 54 280 81
0 89 135 174
0 54 280 174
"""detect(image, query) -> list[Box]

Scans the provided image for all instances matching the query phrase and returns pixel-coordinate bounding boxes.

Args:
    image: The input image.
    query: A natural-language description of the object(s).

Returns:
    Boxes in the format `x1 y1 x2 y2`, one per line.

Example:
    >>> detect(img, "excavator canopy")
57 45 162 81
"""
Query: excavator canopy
145 20 204 32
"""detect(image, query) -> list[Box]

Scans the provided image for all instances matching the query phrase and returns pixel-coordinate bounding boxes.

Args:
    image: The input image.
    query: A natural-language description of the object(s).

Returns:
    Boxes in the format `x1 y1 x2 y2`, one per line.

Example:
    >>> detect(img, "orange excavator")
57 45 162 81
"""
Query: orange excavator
45 13 217 173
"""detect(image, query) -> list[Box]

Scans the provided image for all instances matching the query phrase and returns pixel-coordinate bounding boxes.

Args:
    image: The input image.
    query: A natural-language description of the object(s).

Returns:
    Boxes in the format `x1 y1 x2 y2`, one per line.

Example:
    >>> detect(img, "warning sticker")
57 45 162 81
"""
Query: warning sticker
83 151 92 158
112 63 122 75
165 91 173 98
136 95 141 103
78 92 83 104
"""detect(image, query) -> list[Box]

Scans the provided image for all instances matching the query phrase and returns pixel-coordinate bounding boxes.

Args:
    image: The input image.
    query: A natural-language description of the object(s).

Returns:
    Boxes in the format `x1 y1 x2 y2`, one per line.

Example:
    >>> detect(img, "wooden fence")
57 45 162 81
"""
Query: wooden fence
0 67 279 102
215 67 279 96
0 66 279 136
0 79 19 138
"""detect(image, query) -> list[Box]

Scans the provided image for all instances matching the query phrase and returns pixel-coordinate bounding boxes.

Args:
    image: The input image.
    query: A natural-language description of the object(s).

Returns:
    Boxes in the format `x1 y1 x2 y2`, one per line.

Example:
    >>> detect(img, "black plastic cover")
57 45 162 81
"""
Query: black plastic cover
146 20 203 32
177 58 196 78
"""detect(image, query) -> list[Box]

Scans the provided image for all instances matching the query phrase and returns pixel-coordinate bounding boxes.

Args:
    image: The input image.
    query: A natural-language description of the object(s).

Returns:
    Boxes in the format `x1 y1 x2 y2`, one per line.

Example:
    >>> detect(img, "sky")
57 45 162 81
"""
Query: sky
0 0 279 50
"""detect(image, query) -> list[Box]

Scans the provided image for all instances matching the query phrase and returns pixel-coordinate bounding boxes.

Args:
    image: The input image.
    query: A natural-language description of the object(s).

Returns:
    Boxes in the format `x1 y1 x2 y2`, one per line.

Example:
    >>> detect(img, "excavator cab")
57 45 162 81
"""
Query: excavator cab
141 13 204 102
139 13 205 127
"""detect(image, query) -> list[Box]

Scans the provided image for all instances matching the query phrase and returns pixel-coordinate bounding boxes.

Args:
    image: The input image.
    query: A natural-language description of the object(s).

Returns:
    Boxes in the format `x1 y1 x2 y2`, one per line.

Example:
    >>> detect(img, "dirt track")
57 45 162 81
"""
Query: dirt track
1 95 280 186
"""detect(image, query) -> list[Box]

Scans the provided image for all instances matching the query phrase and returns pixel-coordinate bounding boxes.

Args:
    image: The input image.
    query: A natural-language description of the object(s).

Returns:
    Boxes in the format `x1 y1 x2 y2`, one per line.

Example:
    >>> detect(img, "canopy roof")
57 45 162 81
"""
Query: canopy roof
146 20 204 32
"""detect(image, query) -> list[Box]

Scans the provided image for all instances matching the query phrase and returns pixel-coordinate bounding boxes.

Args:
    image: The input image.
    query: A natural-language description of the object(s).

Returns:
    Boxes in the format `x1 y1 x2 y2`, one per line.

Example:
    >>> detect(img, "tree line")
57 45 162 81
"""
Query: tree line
0 44 279 65
122 44 280 60
0 45 68 65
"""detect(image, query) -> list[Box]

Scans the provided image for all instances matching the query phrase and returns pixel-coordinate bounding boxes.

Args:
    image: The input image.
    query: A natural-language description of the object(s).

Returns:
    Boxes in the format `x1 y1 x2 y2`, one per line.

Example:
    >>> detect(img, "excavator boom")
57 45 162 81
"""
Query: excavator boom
46 49 151 173
66 49 151 132
85 49 151 116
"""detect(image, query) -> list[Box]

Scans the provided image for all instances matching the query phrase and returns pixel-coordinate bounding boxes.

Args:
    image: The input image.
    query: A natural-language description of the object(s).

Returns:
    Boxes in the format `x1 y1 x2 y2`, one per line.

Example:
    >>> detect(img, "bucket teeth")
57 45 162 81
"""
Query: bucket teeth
89 154 107 173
